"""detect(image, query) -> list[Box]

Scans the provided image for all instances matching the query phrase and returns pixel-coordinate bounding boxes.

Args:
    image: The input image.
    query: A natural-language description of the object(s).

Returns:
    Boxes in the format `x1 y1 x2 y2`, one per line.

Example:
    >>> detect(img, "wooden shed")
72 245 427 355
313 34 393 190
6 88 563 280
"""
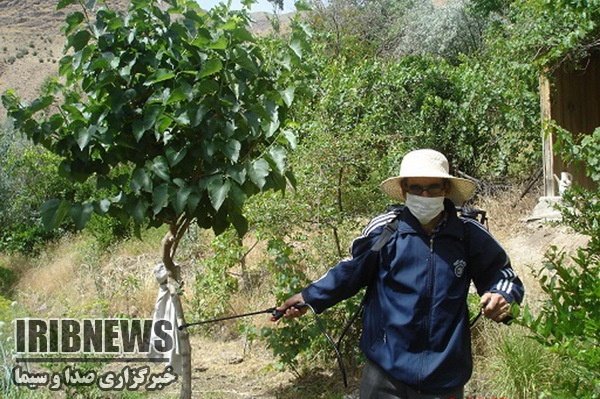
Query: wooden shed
539 51 600 196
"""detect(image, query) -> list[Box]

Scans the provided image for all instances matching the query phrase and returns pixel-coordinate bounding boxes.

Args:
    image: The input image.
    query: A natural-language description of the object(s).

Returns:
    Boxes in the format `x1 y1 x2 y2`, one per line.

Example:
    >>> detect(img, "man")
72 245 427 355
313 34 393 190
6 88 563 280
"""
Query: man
276 149 524 399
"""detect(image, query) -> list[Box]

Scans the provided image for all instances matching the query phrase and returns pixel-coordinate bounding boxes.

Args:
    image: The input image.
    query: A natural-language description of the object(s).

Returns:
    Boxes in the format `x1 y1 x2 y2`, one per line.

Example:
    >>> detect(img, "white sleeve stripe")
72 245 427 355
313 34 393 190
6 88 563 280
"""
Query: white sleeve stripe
317 211 399 282
362 211 398 237
500 268 516 279
495 278 517 294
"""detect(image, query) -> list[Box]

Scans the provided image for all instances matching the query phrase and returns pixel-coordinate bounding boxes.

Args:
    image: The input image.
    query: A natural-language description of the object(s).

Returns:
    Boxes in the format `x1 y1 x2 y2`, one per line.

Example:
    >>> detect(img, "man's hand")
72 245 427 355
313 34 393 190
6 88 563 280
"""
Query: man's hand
480 292 510 322
273 292 308 320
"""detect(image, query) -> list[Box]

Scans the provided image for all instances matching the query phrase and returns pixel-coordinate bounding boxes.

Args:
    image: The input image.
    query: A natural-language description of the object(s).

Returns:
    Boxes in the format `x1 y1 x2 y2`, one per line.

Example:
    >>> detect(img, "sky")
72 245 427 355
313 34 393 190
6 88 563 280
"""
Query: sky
196 0 297 14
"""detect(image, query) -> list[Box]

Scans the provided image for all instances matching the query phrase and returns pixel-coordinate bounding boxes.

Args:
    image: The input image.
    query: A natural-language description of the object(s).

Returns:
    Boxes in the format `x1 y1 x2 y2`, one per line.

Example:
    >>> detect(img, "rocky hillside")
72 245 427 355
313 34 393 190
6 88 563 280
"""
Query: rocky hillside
0 0 291 118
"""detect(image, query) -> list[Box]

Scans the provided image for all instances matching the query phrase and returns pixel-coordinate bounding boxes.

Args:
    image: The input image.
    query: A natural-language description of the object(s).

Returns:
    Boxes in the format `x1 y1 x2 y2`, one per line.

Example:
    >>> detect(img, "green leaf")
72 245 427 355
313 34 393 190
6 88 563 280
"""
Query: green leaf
280 86 295 107
65 12 85 35
289 40 302 58
197 80 219 95
231 212 248 237
41 199 71 230
212 212 230 236
229 183 247 208
132 119 145 142
149 156 170 181
199 58 223 78
208 177 231 211
248 159 270 189
57 0 77 10
268 145 286 173
144 69 176 86
223 139 241 163
143 105 163 129
285 170 297 189
227 165 247 185
173 109 190 125
30 96 54 113
294 0 312 11
77 125 97 150
131 168 152 193
188 104 209 127
167 87 186 104
152 184 169 215
166 147 188 167
232 28 254 43
69 202 94 230
209 36 228 50
174 185 192 215
186 191 200 213
281 130 297 149
96 199 111 215
157 116 174 133
130 198 148 223
233 48 257 73
70 30 92 52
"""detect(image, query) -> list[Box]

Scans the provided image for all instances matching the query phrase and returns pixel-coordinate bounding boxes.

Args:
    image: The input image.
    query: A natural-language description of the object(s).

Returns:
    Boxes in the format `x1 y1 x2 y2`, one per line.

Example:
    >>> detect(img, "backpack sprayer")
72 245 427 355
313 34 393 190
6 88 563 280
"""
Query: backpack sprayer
179 206 490 387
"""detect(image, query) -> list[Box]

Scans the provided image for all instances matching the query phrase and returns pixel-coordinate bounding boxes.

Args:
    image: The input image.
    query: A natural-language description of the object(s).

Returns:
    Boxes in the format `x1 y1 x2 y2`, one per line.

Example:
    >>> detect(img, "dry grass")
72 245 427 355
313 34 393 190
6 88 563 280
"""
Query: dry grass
11 230 166 318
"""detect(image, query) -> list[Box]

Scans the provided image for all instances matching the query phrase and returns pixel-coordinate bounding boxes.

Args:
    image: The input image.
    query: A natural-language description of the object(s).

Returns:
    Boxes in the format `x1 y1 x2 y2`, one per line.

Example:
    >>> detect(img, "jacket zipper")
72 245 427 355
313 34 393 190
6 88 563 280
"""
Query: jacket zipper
419 235 435 388
419 235 435 390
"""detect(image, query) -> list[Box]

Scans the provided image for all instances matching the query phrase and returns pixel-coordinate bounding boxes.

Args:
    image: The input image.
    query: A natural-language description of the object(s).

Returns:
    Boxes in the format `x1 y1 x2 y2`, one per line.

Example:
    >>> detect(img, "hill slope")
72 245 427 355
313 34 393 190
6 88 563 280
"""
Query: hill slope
0 0 291 119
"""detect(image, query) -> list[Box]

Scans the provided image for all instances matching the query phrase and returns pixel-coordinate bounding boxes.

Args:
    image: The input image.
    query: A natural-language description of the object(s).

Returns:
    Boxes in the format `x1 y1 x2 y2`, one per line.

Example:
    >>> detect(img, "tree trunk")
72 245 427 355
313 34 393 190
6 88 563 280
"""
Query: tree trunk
162 225 192 399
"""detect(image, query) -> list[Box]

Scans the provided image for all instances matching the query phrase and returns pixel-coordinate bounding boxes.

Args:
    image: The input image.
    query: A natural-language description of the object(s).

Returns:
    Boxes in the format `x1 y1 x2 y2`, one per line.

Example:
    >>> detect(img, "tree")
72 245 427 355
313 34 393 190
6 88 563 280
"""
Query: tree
1 0 312 397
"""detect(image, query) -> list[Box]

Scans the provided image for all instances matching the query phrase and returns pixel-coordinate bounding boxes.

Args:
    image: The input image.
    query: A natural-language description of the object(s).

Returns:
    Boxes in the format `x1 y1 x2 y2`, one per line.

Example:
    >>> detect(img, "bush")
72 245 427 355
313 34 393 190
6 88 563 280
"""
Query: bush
519 127 600 398
0 124 98 254
190 229 242 329
259 237 365 375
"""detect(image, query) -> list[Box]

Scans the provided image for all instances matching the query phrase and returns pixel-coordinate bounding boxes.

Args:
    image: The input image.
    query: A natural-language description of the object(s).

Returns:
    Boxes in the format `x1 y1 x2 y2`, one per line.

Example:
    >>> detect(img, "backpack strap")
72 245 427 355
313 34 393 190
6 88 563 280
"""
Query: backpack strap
371 219 400 251
370 204 404 252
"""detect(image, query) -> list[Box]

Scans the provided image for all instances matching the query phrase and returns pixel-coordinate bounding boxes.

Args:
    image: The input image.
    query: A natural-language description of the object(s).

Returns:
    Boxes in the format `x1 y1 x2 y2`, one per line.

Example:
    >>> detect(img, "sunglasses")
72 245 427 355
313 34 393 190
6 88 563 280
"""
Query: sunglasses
405 183 445 196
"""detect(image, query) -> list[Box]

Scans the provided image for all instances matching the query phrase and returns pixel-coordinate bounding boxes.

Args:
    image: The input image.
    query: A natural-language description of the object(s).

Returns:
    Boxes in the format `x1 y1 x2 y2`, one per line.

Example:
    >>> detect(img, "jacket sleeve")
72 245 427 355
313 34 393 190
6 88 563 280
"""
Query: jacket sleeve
466 219 525 305
301 212 396 313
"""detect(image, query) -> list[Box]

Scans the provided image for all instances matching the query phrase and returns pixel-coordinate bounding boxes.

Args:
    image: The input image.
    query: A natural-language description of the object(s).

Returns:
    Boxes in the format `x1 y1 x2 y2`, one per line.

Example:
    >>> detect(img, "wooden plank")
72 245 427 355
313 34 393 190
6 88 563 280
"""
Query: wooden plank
540 73 555 196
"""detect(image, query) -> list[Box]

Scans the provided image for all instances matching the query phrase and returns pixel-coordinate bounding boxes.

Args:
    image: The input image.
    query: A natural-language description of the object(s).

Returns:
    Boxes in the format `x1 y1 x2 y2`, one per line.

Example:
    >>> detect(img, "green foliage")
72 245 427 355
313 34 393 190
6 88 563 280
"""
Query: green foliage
0 266 17 299
520 246 600 398
0 125 82 254
260 238 364 372
2 0 311 239
85 213 134 250
259 238 320 369
190 229 241 326
506 0 600 68
518 127 600 398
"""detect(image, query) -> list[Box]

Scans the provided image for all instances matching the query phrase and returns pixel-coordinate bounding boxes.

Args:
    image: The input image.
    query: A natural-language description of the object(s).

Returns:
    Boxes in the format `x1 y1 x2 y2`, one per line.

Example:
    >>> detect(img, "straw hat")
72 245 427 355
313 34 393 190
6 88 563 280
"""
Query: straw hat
380 149 476 205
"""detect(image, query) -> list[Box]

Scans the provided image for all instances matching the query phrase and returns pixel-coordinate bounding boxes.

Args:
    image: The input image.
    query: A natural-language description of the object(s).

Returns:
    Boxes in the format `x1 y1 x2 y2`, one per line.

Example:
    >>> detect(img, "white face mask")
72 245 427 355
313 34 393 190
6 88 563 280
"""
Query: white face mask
405 193 445 224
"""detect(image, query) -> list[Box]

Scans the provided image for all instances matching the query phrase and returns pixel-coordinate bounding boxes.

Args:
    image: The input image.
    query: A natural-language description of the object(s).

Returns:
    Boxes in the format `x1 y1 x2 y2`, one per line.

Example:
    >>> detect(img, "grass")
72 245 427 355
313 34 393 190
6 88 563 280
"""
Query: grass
470 323 561 399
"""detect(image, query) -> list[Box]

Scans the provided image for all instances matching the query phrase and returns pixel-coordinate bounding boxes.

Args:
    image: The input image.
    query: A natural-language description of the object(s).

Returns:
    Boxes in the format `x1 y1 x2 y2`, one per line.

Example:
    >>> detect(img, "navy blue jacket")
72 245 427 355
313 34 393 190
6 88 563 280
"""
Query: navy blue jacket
302 200 524 393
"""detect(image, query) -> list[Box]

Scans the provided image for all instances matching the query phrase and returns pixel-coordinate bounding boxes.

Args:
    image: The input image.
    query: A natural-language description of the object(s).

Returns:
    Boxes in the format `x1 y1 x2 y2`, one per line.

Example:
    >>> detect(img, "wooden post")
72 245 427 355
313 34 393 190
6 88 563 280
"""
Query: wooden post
540 74 555 197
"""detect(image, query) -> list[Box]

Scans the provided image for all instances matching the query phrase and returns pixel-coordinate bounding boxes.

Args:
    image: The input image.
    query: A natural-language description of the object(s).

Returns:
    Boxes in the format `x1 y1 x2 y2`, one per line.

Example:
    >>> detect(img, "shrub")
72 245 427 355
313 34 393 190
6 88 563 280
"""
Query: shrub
519 127 600 398
190 229 242 329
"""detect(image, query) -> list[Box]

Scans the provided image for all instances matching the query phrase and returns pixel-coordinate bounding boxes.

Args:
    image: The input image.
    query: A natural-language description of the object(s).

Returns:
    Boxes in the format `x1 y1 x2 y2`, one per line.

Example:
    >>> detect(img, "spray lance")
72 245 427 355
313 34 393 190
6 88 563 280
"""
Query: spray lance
179 302 350 386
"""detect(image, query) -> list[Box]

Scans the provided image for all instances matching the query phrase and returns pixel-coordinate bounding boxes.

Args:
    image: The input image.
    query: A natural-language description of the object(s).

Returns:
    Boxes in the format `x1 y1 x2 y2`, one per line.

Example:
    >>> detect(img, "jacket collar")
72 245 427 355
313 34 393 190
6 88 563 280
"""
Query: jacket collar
397 199 465 240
